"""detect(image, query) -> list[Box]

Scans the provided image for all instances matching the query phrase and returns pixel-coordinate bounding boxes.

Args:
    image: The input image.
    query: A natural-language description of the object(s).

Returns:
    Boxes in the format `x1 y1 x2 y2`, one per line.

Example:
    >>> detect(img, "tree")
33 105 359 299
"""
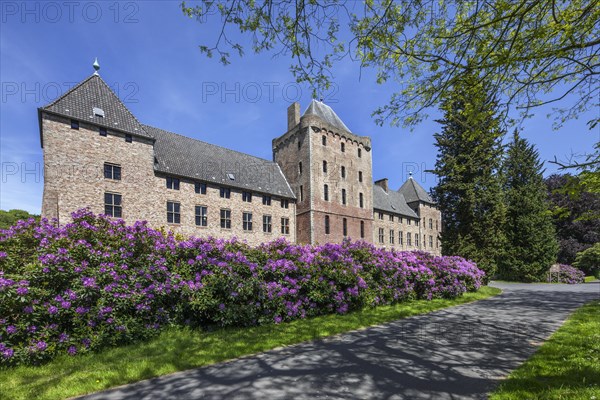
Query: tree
181 0 600 128
431 70 506 281
499 130 558 281
573 242 600 277
0 210 39 230
545 174 600 263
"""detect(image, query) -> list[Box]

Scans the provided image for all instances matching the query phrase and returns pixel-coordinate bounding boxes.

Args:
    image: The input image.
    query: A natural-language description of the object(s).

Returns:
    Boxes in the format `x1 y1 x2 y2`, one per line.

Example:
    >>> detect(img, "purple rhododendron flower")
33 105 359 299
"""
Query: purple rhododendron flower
6 325 17 334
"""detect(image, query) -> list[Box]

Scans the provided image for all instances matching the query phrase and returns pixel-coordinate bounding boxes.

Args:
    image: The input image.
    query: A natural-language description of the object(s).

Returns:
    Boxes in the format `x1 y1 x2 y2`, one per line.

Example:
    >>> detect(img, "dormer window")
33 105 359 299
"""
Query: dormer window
71 120 79 130
93 107 105 118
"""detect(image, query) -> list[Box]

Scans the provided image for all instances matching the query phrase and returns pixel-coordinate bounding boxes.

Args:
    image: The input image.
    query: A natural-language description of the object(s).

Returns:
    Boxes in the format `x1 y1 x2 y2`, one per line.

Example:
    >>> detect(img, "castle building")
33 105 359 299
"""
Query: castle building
39 66 441 253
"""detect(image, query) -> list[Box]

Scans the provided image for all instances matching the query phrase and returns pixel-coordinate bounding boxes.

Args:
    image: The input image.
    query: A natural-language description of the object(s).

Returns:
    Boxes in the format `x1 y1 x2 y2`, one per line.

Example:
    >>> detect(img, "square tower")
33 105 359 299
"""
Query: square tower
273 101 374 244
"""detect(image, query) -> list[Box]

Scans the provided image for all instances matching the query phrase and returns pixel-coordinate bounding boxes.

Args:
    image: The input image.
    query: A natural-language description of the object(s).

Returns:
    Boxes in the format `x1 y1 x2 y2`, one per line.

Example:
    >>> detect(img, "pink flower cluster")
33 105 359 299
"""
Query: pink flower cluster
0 209 484 366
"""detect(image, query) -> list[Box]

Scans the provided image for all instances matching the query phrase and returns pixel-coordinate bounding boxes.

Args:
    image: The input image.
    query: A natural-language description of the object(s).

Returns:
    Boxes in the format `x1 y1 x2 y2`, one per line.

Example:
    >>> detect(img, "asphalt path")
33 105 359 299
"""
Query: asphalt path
79 281 599 400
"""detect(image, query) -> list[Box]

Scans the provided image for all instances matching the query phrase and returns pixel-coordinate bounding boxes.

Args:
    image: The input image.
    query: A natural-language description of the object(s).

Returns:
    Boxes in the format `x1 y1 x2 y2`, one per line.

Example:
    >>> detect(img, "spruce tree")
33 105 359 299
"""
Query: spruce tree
432 70 507 281
500 130 559 281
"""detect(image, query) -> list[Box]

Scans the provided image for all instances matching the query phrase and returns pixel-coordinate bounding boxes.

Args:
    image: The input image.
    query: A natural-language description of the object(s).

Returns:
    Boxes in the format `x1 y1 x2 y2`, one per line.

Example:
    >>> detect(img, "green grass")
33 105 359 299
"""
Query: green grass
0 286 500 400
490 300 600 400
584 276 597 283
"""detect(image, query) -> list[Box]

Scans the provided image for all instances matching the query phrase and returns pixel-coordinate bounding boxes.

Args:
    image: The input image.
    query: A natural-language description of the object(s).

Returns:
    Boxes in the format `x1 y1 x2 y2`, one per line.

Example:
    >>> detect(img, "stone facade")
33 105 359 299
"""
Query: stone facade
40 72 440 252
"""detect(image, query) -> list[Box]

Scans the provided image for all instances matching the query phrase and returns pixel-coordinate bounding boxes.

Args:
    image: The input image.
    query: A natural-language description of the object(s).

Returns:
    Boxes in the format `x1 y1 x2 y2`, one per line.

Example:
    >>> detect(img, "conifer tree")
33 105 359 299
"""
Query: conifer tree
432 70 507 281
500 130 559 281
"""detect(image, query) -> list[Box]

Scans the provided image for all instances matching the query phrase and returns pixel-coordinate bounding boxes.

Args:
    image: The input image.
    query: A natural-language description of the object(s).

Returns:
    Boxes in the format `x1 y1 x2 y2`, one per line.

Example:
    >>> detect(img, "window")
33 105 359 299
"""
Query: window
195 206 208 227
359 193 364 208
263 215 272 233
390 230 395 244
423 235 426 248
416 220 420 226
325 215 330 234
71 120 79 129
262 195 272 206
341 142 345 152
166 177 180 190
220 209 231 229
99 127 107 136
281 218 290 235
300 185 304 202
323 160 328 173
359 171 363 182
220 187 231 198
243 212 253 231
378 212 384 220
341 166 346 179
389 215 394 222
343 218 348 237
415 235 420 247
429 236 434 248
358 148 362 158
342 189 346 205
322 135 326 146
104 193 122 218
360 221 365 239
167 201 180 224
298 162 303 175
104 163 121 180
242 191 252 202
125 134 132 143
407 219 412 226
324 184 329 201
399 231 403 245
436 220 439 231
407 232 412 246
399 217 403 224
297 140 301 150
195 182 207 194
280 199 289 208
378 228 384 244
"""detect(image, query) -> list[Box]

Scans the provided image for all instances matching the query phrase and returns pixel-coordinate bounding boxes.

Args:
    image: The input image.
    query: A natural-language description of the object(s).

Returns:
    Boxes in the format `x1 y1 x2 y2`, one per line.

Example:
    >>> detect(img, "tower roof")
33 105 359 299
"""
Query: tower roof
39 74 151 142
303 99 351 133
398 177 435 204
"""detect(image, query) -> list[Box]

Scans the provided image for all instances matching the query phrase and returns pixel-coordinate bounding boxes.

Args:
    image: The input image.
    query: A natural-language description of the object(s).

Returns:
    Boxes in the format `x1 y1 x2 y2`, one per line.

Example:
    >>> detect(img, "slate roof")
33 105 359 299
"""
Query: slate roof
398 178 435 204
39 74 151 139
303 99 352 133
144 125 296 199
372 185 419 218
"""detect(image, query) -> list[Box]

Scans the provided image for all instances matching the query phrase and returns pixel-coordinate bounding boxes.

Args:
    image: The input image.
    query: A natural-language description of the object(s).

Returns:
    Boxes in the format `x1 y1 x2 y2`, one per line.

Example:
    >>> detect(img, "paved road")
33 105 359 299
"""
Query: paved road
80 282 599 400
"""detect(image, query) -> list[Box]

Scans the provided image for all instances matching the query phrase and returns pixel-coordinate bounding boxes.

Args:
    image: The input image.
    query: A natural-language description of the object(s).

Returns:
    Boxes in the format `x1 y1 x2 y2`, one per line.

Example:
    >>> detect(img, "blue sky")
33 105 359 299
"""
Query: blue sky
1 1 598 214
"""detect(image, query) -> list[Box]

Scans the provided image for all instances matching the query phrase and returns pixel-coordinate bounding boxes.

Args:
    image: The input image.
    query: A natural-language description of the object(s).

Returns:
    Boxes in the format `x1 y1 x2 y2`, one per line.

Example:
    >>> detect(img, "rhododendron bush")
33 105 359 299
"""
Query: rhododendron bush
0 210 484 366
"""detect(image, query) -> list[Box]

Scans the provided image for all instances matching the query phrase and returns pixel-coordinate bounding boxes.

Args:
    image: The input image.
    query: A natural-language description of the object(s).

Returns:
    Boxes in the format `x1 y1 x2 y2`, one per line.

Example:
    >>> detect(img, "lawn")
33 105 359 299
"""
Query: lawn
490 300 600 400
0 286 500 400
585 275 598 283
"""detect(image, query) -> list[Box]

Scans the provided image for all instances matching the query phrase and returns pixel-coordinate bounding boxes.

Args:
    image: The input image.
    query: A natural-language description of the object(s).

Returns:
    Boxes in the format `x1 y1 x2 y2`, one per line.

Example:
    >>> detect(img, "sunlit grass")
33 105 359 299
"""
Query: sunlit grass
584 275 597 283
0 286 500 400
490 300 600 400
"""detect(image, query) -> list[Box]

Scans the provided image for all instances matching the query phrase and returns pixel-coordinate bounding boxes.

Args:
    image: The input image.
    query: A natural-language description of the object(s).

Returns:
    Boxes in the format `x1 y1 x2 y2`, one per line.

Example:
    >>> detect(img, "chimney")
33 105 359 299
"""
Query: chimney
375 178 388 193
287 102 300 131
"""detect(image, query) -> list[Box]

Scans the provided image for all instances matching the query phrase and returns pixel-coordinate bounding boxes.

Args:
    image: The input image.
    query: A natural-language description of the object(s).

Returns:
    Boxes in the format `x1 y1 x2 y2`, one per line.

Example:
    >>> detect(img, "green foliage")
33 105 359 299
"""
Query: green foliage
545 174 600 264
499 130 559 281
573 243 600 277
0 210 39 230
431 70 507 281
181 0 600 128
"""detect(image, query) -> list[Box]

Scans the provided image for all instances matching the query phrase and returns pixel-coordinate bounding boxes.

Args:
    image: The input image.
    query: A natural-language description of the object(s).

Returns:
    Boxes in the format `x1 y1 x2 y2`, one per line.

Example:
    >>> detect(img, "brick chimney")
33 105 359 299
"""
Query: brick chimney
287 102 300 131
374 178 388 193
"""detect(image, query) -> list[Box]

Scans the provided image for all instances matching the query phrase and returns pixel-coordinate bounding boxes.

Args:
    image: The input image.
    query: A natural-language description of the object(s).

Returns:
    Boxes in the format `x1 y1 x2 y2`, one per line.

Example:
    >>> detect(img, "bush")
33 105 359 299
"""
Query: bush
546 264 585 284
573 243 600 277
0 210 485 367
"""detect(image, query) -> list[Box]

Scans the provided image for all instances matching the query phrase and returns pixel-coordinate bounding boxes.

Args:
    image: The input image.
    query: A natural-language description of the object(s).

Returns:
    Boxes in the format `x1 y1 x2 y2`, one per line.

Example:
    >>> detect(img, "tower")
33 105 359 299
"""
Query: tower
273 100 374 244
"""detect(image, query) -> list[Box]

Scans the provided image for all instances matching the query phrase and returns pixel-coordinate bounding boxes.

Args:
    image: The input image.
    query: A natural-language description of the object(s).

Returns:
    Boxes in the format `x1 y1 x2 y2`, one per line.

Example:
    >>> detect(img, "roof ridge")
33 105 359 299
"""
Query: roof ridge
142 124 279 165
42 73 97 109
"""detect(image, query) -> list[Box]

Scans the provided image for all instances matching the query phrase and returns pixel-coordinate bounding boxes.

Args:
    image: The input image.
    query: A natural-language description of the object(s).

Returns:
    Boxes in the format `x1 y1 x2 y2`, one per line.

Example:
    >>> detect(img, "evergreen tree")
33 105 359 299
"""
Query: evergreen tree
500 130 559 281
432 70 507 281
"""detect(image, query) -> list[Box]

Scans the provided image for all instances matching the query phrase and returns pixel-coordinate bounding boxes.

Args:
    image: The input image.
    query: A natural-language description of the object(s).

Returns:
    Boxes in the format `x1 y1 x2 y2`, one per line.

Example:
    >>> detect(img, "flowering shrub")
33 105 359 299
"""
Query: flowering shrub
546 264 585 284
0 210 484 366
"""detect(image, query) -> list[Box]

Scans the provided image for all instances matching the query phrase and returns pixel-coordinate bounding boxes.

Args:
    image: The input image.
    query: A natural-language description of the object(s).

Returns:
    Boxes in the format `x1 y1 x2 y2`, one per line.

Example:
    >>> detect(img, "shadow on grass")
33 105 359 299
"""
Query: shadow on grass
0 288 501 400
